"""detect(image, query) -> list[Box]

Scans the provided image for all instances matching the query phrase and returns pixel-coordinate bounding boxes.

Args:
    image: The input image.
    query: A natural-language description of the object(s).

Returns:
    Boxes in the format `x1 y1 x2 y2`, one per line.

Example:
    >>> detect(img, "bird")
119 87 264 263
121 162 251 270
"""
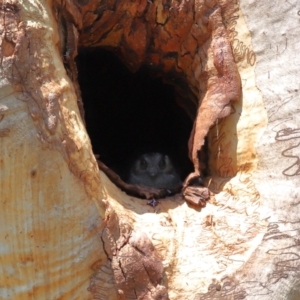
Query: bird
127 152 182 189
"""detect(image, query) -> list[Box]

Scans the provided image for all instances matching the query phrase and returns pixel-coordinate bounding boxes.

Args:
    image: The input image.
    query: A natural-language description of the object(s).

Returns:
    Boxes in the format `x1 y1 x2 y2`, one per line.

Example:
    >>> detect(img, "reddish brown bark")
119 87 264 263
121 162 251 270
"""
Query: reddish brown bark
59 0 241 207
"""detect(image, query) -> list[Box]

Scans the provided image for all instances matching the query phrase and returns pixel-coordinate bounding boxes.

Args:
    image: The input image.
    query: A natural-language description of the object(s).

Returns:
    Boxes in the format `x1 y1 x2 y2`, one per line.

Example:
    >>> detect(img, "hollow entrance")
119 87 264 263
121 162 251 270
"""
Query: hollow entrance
76 48 194 197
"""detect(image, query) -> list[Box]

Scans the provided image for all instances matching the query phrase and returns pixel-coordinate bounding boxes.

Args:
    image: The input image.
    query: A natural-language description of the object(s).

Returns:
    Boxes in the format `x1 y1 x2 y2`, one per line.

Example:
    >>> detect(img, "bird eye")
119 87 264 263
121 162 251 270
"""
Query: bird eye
159 156 166 169
140 158 148 170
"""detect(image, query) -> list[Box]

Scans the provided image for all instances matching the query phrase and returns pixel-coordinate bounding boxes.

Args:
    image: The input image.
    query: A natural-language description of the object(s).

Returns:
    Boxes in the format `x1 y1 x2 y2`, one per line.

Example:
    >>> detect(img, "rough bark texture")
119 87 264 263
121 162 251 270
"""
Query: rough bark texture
0 0 299 299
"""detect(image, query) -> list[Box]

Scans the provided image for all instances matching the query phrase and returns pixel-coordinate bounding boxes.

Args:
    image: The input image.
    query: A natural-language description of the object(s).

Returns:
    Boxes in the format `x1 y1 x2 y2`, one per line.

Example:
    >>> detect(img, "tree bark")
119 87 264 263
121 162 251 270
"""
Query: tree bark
0 0 299 299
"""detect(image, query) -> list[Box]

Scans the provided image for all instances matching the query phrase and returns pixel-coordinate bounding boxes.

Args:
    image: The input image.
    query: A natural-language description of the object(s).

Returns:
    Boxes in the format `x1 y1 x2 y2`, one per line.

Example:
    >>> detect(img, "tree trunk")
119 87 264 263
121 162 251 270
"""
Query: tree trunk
0 0 299 299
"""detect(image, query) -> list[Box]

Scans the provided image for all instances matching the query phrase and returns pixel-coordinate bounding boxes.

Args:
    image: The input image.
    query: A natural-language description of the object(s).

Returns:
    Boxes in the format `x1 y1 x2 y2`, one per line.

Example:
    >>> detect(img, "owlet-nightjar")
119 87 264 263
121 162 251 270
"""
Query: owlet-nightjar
127 152 181 189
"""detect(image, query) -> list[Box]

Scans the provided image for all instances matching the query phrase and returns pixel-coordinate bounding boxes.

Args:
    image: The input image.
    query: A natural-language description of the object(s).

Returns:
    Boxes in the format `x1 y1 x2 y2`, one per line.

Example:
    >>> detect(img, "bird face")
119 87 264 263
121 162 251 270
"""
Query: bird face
133 153 172 176
128 152 181 189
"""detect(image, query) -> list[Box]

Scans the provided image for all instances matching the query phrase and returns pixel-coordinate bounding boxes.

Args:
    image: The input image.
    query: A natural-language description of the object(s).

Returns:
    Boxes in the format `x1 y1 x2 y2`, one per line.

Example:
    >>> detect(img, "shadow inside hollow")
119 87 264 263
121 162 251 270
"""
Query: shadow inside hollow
76 48 194 190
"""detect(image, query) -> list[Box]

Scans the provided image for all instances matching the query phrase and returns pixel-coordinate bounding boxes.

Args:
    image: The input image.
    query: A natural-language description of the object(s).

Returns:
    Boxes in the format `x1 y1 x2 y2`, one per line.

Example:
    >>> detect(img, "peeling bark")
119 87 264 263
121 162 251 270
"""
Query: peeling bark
90 201 168 299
